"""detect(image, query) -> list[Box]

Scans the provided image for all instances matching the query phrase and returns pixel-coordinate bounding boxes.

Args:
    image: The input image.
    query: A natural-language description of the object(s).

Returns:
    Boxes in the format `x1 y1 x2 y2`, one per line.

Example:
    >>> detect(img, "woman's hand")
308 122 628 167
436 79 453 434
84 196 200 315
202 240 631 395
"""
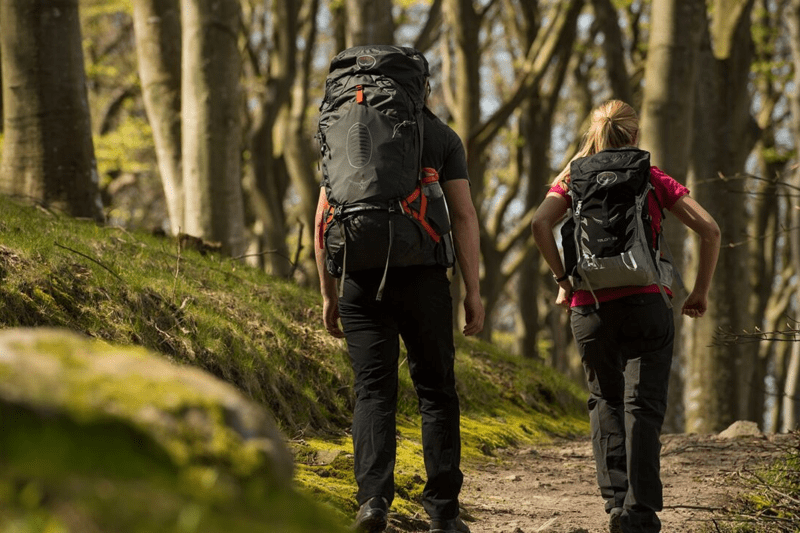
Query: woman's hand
555 280 573 312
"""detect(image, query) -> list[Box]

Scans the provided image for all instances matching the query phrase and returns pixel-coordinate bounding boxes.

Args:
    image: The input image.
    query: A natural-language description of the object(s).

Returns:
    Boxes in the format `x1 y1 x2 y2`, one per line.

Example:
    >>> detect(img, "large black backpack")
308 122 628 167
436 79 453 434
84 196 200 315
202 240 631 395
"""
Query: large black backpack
561 147 674 307
317 45 454 299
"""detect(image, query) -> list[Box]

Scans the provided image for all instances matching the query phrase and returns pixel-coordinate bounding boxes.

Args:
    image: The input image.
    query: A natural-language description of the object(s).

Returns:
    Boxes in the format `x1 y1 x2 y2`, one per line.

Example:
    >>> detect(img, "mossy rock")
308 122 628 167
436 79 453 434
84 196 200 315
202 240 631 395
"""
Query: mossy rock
0 327 346 533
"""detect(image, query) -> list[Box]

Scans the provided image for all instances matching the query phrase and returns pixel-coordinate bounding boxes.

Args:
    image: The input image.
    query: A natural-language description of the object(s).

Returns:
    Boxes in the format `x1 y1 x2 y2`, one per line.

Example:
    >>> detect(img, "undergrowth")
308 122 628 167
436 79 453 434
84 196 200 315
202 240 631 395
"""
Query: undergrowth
0 195 589 527
699 432 800 533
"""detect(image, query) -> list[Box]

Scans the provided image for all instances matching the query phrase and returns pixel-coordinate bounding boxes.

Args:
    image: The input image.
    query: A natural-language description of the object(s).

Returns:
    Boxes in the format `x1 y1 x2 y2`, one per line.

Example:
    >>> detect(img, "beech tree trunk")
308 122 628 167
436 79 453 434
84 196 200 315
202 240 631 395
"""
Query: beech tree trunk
181 0 245 256
638 0 705 432
345 0 395 46
0 0 103 221
784 0 800 433
132 0 183 234
684 0 759 433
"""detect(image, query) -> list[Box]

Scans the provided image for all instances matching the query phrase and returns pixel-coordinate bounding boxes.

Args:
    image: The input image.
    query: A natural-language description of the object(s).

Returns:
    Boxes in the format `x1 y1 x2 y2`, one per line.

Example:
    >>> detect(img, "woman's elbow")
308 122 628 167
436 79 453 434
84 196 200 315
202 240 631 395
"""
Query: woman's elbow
702 219 721 244
530 213 553 241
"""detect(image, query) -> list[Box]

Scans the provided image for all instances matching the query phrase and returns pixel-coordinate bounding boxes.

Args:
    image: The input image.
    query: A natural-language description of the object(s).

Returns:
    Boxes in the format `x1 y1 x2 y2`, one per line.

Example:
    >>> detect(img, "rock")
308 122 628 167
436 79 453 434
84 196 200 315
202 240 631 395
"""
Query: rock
718 420 762 439
0 327 344 532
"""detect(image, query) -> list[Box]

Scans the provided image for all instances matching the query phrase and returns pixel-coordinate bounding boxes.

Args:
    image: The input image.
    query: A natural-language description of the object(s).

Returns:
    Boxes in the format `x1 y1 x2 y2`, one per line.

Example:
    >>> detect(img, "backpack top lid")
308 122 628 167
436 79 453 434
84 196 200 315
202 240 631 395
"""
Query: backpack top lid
569 147 651 197
327 45 430 102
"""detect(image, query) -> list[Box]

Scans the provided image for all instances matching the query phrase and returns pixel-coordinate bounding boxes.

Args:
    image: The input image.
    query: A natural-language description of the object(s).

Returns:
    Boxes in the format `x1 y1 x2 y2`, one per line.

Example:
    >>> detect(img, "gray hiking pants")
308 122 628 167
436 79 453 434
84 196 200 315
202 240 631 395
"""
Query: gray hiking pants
571 293 674 533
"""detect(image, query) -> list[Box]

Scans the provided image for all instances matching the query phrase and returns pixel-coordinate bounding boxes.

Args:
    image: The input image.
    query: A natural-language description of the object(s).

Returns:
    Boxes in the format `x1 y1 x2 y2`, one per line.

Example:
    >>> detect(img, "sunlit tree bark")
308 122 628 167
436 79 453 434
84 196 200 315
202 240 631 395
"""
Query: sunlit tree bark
784 0 800 432
0 0 103 221
638 0 704 432
131 0 183 234
684 0 759 433
181 0 246 256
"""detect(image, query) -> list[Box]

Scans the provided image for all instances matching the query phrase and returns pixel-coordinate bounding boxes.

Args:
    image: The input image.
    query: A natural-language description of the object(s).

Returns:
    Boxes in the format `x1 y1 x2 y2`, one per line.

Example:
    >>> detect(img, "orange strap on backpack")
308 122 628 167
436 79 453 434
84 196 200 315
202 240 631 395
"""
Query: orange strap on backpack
401 186 440 243
318 200 334 249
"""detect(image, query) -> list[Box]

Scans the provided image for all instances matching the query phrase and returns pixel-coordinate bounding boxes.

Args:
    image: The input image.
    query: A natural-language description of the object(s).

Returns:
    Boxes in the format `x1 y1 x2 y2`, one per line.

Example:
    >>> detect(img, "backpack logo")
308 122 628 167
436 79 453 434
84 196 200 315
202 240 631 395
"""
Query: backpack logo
596 171 617 187
356 55 377 69
347 123 372 168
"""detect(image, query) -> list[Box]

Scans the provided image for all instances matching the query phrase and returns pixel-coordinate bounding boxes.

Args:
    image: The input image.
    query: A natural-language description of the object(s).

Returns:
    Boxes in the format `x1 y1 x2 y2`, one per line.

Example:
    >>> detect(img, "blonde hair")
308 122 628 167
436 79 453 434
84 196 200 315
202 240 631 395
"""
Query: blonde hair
553 100 639 186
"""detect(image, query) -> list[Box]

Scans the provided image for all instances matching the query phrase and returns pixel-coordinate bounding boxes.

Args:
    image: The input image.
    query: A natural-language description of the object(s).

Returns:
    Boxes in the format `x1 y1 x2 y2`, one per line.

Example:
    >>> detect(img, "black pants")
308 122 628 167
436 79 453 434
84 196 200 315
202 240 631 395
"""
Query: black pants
338 265 462 520
571 293 674 533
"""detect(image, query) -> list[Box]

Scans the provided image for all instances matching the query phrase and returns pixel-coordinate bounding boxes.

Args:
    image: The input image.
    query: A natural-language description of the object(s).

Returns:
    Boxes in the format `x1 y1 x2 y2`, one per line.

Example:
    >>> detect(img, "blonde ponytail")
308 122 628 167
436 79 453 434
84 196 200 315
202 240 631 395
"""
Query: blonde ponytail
553 100 639 187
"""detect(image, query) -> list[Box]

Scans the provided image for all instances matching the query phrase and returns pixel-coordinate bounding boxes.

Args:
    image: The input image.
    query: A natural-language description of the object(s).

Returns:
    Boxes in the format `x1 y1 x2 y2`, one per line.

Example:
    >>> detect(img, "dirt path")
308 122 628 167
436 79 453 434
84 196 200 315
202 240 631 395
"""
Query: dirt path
448 431 795 533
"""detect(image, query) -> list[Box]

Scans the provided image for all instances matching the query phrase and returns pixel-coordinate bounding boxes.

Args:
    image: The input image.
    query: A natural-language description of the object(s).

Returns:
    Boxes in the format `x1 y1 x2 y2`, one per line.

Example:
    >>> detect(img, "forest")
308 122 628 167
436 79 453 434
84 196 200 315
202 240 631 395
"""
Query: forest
1 0 799 436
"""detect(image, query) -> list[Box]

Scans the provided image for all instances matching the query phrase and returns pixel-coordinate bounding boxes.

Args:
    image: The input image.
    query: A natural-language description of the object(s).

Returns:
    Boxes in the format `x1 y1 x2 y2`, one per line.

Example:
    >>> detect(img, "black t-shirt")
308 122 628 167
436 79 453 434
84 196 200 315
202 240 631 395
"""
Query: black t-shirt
421 108 470 184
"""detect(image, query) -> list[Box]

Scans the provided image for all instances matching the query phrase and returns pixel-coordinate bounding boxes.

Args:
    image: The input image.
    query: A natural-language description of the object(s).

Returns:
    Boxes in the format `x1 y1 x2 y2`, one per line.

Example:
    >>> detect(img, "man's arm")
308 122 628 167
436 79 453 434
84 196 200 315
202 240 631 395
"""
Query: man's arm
442 179 484 336
314 189 345 338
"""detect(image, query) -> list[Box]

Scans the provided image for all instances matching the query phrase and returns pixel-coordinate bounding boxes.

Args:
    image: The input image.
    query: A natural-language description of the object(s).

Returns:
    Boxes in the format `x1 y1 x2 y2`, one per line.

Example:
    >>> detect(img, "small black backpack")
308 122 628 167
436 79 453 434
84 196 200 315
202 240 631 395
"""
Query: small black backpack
561 147 674 307
317 45 454 299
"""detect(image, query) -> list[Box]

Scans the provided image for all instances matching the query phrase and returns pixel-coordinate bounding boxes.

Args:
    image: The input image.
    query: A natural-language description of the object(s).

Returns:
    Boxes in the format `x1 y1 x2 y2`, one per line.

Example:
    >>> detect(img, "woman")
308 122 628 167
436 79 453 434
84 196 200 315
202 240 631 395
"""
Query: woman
531 100 720 533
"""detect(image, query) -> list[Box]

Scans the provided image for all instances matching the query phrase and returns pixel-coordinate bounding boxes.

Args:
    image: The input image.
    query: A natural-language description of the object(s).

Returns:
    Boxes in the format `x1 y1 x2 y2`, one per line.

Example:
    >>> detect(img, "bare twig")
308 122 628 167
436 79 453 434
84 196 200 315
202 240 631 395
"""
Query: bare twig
290 220 305 279
172 229 182 304
54 242 123 281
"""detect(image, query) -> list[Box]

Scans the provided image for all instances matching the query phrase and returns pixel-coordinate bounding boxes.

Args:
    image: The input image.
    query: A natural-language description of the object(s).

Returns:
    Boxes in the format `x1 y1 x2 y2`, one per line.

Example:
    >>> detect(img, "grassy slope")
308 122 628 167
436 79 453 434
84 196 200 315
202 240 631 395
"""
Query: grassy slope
0 196 589 527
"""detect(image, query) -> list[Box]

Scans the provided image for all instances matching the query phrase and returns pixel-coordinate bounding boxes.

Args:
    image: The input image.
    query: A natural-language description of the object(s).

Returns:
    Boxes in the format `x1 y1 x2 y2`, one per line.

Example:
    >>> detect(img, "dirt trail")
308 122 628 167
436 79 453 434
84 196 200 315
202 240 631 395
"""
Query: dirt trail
452 432 794 533
386 430 795 533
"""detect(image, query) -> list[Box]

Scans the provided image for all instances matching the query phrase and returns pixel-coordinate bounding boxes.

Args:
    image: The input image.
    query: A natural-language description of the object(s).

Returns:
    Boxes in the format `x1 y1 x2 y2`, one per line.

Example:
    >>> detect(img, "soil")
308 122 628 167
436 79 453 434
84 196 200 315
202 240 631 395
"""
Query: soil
388 430 797 533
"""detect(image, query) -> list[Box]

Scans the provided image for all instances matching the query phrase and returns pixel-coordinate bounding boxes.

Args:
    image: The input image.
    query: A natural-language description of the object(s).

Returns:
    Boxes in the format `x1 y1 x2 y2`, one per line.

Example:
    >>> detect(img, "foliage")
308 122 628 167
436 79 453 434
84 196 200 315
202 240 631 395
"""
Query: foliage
79 0 161 229
0 195 589 528
698 432 800 533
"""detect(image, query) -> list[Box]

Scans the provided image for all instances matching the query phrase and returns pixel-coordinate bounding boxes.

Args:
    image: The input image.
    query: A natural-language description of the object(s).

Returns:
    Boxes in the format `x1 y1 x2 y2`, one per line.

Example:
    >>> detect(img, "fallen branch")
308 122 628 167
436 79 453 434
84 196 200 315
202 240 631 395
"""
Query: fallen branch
54 241 123 281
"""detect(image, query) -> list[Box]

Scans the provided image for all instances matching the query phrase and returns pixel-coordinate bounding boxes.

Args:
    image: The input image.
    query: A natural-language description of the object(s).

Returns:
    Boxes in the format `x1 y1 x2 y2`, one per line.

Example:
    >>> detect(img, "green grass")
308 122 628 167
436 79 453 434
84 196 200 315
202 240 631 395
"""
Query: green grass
697 432 800 532
0 195 590 529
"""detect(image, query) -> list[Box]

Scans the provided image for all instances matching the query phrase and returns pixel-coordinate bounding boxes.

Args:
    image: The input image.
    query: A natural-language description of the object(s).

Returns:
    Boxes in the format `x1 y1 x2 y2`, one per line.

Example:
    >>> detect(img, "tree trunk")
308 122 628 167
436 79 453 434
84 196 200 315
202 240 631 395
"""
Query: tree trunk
132 0 183 234
638 0 704 433
782 341 800 432
442 0 483 334
181 0 246 256
517 4 581 359
0 0 103 222
281 0 322 285
344 0 395 46
590 0 633 104
785 0 800 433
242 0 300 277
684 0 758 433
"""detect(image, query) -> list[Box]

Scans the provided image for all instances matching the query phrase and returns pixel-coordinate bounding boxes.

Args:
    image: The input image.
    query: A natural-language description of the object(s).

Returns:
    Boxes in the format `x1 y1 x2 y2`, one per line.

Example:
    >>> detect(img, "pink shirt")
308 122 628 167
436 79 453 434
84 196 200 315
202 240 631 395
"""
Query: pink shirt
549 166 690 307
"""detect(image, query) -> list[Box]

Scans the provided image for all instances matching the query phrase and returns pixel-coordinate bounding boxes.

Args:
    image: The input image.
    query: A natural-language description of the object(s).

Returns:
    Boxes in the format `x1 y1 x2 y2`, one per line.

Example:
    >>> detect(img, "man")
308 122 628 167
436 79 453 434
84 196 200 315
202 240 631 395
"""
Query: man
314 79 484 533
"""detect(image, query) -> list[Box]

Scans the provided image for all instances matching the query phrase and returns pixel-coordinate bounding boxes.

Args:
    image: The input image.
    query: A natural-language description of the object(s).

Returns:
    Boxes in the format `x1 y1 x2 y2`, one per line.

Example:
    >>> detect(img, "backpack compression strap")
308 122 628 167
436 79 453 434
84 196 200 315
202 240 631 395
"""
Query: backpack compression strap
401 187 441 242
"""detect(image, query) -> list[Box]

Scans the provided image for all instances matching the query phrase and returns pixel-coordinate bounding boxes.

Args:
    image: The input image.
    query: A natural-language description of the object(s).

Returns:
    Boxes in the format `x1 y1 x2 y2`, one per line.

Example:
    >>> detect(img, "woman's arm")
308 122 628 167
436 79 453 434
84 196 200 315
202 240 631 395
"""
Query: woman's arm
531 192 572 308
668 195 721 318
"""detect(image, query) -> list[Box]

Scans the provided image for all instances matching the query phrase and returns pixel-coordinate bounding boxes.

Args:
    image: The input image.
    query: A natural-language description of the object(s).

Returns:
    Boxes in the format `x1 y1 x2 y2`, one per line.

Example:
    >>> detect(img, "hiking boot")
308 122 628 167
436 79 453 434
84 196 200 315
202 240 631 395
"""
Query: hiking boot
429 516 470 533
351 496 389 533
609 507 623 533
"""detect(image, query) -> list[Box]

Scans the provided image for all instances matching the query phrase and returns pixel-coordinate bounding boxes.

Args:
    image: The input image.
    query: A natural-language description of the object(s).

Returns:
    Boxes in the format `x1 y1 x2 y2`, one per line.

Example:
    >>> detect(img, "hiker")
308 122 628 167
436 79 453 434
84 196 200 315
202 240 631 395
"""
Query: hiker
314 45 484 533
531 100 720 533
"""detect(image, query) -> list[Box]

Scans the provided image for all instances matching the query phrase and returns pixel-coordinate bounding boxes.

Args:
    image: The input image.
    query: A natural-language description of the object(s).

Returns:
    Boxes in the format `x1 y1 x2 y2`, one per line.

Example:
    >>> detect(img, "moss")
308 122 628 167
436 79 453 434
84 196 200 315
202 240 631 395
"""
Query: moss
0 196 593 530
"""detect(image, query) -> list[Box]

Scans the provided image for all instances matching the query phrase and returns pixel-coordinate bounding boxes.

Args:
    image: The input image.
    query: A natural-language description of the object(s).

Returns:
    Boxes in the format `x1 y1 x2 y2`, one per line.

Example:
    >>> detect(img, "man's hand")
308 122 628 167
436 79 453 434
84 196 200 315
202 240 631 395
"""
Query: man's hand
323 296 345 338
462 291 485 336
